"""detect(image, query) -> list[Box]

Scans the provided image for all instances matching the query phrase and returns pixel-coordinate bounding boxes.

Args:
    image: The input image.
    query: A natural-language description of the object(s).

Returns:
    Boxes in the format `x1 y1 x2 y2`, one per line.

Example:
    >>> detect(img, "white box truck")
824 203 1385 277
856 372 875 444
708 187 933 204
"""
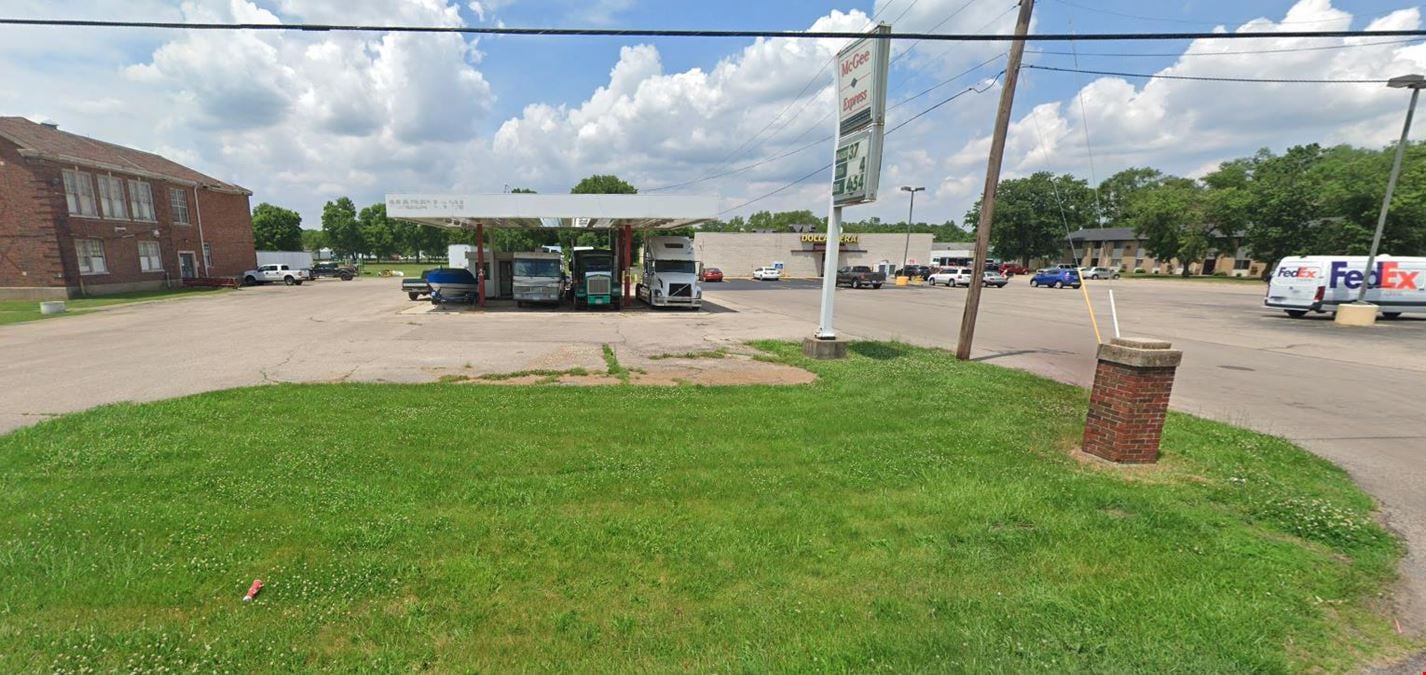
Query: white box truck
1265 255 1426 318
637 236 702 309
256 250 313 271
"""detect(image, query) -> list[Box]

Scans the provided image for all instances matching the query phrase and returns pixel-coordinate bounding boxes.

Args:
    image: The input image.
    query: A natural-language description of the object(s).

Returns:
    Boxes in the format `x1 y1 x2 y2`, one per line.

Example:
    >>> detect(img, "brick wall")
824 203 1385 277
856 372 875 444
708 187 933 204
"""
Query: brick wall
0 148 256 298
0 139 69 299
192 189 256 278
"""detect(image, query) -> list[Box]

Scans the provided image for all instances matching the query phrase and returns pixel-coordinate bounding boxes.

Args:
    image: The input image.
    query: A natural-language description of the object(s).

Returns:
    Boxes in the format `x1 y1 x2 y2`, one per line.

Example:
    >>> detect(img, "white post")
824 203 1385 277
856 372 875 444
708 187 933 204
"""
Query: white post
1109 289 1121 339
816 205 844 339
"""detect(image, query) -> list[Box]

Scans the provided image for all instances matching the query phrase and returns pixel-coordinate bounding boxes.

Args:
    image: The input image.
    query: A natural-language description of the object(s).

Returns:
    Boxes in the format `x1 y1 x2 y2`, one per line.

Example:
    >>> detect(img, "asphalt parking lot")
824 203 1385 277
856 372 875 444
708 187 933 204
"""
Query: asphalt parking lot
2 273 1424 634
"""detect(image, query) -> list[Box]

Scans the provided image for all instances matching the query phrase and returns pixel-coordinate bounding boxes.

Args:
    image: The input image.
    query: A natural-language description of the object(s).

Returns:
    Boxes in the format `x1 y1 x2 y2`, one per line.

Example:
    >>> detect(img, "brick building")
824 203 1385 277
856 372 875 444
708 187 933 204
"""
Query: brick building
0 117 256 300
1064 227 1268 278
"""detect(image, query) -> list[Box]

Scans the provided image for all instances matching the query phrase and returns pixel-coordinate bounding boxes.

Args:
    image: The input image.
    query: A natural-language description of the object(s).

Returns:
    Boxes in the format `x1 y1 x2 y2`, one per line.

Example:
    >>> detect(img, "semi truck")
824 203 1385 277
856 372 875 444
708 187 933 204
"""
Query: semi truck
637 236 702 309
570 249 618 309
512 251 564 307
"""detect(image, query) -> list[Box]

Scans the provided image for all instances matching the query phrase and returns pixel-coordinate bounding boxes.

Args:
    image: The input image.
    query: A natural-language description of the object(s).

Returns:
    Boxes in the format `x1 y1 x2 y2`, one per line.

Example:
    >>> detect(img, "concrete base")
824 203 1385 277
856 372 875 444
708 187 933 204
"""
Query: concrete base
803 337 849 360
1334 302 1379 327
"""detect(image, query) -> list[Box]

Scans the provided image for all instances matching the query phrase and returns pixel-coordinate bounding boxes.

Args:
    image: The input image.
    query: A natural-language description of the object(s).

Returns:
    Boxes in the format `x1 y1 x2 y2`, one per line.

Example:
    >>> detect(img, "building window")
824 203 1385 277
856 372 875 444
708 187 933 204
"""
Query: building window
75 238 107 275
96 175 128 220
62 169 98 217
138 240 163 272
202 242 213 270
1234 259 1251 271
128 180 156 221
170 188 191 225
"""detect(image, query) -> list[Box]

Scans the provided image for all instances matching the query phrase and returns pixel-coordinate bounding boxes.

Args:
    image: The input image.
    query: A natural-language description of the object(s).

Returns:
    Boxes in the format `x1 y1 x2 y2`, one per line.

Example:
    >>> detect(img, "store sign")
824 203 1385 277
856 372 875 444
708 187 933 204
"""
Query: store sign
832 129 881 206
837 31 888 136
831 25 890 207
800 233 859 244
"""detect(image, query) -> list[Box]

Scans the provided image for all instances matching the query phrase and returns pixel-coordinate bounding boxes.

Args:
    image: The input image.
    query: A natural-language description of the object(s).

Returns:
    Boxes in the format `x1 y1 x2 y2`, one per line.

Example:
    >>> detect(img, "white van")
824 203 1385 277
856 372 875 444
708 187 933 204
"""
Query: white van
1265 255 1426 318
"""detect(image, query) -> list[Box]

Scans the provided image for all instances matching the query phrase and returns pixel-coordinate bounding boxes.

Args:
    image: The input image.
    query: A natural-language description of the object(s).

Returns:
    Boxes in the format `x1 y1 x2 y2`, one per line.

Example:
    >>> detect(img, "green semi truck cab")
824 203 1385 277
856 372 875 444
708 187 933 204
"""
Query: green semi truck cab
571 249 619 309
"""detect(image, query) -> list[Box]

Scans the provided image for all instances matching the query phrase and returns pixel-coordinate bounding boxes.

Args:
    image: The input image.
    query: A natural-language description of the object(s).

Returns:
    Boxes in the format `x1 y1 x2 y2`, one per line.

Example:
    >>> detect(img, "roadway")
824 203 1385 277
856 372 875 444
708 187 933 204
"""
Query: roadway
705 276 1426 637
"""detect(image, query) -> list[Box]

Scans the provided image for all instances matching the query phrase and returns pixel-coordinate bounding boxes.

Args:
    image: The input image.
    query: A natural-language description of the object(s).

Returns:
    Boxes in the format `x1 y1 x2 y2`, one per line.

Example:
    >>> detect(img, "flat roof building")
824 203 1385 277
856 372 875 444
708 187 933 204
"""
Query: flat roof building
1065 226 1267 277
0 117 257 299
693 231 933 279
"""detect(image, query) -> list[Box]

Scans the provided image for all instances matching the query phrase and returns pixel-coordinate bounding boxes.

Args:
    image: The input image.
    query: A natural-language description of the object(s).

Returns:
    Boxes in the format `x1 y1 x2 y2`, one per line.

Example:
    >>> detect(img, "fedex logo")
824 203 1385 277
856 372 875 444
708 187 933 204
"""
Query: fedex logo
1276 267 1318 279
1329 261 1422 290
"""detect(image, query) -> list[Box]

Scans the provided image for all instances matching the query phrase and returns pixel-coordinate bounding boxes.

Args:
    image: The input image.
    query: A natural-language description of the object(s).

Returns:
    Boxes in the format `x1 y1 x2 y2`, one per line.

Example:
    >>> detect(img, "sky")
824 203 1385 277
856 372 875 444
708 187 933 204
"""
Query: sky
2 0 1426 230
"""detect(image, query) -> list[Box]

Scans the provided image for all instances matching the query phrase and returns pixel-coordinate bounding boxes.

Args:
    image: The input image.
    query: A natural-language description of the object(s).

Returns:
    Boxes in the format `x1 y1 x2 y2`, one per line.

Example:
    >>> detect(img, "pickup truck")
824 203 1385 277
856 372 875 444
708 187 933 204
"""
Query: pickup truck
310 262 356 281
836 265 885 289
403 269 433 300
242 264 309 286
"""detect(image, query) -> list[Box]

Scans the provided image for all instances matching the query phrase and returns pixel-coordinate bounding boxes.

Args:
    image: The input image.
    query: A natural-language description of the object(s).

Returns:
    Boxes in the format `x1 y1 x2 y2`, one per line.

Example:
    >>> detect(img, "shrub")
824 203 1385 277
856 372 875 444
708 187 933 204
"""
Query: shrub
1133 268 1146 274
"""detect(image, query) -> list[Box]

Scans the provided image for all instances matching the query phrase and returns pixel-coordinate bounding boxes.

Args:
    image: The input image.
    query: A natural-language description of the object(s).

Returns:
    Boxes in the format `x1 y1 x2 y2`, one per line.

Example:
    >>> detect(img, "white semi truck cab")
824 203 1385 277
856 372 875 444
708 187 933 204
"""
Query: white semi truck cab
638 236 702 309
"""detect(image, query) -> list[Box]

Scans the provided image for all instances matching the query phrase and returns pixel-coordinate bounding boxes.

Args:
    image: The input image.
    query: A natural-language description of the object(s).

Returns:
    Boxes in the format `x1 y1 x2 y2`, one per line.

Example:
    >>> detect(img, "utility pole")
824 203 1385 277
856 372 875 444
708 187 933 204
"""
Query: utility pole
900 185 924 271
956 0 1035 361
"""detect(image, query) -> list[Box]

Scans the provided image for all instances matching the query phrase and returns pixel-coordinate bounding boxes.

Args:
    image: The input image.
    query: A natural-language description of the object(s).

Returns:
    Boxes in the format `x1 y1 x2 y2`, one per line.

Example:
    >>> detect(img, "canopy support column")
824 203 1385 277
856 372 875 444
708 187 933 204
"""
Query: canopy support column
623 223 633 307
476 221 486 308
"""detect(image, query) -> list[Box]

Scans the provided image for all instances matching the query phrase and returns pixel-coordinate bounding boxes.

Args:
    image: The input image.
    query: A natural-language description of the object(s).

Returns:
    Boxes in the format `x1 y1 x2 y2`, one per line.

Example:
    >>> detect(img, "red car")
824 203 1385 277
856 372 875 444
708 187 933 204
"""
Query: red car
699 267 724 282
999 262 1029 277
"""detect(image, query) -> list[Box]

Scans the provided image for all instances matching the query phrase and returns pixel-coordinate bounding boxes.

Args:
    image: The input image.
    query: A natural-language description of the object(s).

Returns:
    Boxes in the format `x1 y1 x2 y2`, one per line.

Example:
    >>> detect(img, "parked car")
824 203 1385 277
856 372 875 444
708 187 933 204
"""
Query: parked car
1030 268 1082 289
242 264 309 286
1000 262 1029 277
836 265 885 289
752 266 782 281
699 267 724 282
403 269 434 300
310 261 356 281
928 267 973 287
1082 266 1121 280
982 270 1009 287
895 264 933 279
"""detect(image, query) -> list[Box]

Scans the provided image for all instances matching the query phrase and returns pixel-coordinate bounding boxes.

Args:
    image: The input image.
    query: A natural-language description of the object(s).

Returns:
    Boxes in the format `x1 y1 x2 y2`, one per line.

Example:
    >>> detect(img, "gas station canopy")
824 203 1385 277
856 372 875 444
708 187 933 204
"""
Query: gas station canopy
386 193 719 230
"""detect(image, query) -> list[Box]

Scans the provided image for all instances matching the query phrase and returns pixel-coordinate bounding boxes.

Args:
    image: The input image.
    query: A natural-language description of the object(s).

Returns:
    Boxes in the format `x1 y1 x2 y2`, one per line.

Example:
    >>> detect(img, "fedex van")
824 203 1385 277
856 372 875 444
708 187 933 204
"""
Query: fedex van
1265 255 1426 318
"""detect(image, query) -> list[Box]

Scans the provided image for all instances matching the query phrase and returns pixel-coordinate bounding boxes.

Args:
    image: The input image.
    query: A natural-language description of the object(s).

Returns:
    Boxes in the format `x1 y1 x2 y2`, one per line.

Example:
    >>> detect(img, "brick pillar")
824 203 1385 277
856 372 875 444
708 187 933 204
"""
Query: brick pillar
1082 337 1183 464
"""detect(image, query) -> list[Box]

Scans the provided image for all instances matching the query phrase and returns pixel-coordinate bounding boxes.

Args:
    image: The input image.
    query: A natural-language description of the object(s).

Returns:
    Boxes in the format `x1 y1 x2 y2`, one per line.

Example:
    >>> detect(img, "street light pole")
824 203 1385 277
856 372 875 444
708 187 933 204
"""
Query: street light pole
1356 74 1425 305
900 186 924 271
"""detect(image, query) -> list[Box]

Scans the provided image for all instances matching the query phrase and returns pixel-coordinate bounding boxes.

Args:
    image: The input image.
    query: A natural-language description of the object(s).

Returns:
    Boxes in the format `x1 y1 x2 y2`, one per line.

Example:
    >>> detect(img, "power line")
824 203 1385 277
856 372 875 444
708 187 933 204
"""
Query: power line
698 2 901 186
1022 64 1393 84
656 54 1004 194
890 0 1001 67
1046 0 1349 27
3 18 1426 42
1027 37 1425 58
721 71 1003 214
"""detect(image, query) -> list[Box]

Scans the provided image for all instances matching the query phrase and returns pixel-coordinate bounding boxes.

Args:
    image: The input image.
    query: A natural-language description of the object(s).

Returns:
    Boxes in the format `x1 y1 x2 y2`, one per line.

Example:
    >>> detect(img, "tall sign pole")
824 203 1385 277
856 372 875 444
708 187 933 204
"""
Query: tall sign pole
817 23 891 340
956 0 1035 360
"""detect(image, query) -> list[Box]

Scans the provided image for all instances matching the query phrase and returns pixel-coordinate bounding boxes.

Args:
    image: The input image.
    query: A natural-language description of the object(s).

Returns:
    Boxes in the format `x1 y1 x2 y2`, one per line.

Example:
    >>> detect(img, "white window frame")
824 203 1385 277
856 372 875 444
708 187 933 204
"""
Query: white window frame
169 188 191 225
138 240 163 272
202 241 213 271
62 169 98 217
128 180 156 221
75 238 107 275
96 174 129 220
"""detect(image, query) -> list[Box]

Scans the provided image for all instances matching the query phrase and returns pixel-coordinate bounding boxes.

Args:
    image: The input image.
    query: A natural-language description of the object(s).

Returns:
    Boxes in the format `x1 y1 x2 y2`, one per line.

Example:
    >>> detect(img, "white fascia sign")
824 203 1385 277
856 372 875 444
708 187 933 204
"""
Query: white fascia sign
833 24 891 206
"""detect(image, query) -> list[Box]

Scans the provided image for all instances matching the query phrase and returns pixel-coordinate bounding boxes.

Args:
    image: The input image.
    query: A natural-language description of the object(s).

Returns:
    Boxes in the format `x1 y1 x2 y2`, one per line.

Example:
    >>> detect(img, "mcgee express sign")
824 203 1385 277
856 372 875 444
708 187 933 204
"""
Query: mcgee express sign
837 33 888 137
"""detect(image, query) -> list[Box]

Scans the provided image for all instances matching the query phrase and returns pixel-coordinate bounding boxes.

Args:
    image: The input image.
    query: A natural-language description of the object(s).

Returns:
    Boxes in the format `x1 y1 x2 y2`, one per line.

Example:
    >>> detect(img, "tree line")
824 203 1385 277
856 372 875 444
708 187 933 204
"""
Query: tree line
249 175 647 261
967 142 1426 274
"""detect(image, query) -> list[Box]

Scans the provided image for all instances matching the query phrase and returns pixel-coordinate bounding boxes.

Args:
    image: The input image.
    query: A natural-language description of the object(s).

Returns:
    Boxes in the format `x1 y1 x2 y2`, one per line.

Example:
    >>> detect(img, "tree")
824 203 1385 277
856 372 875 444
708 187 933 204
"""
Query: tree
1098 167 1165 226
966 172 1098 265
250 203 303 251
1123 178 1209 276
300 228 327 253
321 197 363 260
571 175 637 195
358 203 398 260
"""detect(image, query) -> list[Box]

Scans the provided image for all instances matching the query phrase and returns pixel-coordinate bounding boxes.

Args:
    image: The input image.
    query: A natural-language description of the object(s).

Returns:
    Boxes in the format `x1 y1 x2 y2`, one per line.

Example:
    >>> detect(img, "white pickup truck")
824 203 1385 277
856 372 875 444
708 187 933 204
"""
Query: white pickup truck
242 264 310 286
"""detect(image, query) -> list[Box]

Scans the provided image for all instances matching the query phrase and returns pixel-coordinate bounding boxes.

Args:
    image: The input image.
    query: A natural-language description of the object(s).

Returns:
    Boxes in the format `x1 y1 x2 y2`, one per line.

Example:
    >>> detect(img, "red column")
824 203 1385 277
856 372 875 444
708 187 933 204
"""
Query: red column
623 223 632 306
476 222 486 307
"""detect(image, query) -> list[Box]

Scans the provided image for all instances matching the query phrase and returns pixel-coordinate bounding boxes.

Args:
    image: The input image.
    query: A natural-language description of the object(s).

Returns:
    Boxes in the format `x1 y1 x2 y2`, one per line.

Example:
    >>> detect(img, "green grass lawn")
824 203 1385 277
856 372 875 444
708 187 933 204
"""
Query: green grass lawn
359 262 437 278
0 342 1409 672
0 287 230 326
